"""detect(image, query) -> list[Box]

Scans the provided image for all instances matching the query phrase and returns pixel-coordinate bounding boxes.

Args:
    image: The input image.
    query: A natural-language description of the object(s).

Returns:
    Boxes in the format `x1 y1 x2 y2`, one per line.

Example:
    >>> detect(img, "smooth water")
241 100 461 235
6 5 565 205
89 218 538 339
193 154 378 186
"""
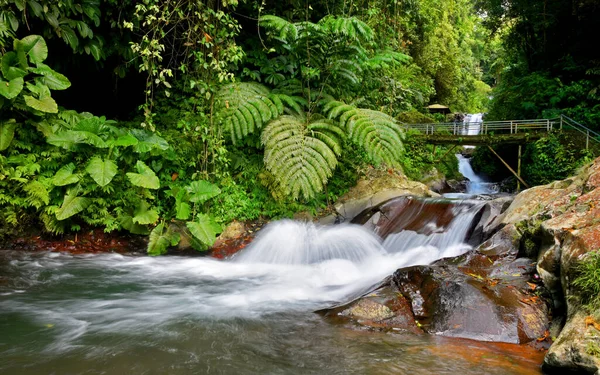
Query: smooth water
0 204 541 374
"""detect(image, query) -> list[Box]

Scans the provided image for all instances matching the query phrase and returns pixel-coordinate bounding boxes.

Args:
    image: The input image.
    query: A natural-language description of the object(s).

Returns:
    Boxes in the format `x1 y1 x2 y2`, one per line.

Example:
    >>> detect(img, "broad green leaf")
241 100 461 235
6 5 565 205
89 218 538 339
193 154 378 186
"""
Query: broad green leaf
175 201 191 220
133 209 159 225
19 35 48 64
120 215 149 235
29 63 71 90
186 180 221 203
1 52 27 80
0 119 17 151
26 79 51 97
126 160 160 189
52 163 80 186
86 157 117 187
55 191 91 220
0 77 24 99
147 222 180 256
24 95 58 113
60 27 79 50
113 134 139 147
130 129 169 153
186 214 222 247
46 130 86 150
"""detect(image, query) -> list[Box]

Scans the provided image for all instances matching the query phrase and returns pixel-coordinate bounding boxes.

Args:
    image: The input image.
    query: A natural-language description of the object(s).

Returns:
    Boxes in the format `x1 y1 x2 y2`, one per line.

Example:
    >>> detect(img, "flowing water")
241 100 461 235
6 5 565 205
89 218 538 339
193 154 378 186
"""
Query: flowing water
0 200 542 374
456 154 500 195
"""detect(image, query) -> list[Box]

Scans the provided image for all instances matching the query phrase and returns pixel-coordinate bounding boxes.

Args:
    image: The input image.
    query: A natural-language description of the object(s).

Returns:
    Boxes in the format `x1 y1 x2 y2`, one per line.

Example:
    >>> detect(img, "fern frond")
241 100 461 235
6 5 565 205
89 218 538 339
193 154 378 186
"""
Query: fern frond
326 101 405 166
319 16 374 42
262 114 342 200
259 15 298 41
215 82 282 144
23 180 50 209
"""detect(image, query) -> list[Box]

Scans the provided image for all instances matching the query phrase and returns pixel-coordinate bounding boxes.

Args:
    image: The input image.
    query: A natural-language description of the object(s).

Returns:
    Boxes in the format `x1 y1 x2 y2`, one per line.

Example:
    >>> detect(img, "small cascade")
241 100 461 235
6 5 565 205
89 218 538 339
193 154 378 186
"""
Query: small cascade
353 197 485 264
457 154 499 194
237 197 485 270
233 220 386 264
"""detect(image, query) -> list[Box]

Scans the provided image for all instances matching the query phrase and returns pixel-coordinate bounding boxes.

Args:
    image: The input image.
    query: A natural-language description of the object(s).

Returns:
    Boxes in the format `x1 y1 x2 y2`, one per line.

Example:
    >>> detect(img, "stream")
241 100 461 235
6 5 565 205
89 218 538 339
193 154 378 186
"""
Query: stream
0 140 542 374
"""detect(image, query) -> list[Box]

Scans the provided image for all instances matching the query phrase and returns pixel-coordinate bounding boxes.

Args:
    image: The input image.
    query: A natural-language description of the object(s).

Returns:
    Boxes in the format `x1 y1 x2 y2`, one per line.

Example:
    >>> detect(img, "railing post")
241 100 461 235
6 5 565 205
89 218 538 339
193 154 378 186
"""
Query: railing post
510 121 513 134
587 129 590 150
560 115 563 130
547 119 550 132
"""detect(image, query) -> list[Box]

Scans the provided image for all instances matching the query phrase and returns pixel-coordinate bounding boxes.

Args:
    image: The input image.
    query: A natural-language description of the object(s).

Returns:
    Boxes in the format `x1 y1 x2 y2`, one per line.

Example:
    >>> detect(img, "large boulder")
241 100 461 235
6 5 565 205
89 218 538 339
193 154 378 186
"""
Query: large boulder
491 156 600 373
322 167 439 223
320 244 549 344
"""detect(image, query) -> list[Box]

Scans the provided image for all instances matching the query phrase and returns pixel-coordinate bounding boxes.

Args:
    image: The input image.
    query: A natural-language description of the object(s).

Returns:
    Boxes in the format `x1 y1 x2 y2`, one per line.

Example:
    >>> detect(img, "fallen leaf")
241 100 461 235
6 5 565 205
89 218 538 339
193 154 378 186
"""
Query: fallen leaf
585 316 600 331
536 330 550 342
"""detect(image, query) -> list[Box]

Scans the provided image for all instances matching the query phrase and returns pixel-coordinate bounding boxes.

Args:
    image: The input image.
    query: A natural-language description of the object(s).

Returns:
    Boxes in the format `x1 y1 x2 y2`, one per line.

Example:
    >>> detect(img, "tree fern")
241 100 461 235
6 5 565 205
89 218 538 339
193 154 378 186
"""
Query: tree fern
324 101 405 166
215 82 284 144
262 113 343 200
259 15 299 42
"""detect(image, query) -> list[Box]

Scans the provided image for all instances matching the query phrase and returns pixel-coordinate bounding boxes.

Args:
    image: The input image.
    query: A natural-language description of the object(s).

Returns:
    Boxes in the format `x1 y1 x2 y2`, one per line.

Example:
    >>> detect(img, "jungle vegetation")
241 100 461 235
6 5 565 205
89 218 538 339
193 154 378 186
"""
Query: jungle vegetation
0 0 597 254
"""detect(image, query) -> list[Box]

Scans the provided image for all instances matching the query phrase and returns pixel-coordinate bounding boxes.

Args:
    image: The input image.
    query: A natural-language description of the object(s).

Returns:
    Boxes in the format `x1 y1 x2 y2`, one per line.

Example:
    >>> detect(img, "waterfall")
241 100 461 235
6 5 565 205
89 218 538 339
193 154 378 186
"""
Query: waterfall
462 113 483 136
452 113 499 195
456 154 499 194
236 198 484 268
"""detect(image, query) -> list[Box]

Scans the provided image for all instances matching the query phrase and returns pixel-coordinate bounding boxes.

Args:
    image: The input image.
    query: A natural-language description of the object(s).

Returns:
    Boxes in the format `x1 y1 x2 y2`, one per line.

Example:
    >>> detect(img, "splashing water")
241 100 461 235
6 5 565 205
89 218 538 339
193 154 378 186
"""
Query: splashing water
0 198 543 374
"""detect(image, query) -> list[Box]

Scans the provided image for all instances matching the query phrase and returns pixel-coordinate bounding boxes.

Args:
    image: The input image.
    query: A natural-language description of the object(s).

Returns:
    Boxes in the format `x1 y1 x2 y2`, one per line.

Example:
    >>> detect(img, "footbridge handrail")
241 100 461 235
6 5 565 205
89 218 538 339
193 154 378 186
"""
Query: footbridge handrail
559 115 600 149
403 115 600 150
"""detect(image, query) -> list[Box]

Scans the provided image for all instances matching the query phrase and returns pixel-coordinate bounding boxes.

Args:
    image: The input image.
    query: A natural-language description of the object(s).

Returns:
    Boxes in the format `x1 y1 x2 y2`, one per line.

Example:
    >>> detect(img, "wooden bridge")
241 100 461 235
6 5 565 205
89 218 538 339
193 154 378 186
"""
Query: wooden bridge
403 115 600 190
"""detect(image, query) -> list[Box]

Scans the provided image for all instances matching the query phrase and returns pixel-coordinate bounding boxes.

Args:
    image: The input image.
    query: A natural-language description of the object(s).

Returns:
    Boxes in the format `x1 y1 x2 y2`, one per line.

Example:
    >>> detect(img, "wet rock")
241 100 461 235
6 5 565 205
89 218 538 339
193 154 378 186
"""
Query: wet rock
494 156 600 373
331 168 439 222
392 259 548 344
543 310 600 374
319 278 422 334
446 179 469 193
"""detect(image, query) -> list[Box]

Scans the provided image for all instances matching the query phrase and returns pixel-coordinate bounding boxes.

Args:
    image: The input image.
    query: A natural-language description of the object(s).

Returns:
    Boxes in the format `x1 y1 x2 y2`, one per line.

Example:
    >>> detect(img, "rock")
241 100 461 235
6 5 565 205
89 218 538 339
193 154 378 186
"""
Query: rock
543 310 600 374
493 156 600 373
218 220 246 241
318 278 422 334
392 258 548 344
332 168 439 222
446 179 468 193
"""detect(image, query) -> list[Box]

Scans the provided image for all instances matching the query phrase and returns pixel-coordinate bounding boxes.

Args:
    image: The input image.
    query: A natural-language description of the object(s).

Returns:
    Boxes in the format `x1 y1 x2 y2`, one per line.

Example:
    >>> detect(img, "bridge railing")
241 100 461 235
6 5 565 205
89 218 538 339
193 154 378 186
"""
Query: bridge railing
559 115 600 150
403 119 557 136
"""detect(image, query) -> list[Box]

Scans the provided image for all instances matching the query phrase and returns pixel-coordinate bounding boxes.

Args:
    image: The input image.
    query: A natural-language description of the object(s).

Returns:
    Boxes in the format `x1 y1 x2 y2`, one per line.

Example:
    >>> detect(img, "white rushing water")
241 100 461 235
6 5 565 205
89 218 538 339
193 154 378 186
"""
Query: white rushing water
462 113 483 136
456 154 499 194
0 202 485 354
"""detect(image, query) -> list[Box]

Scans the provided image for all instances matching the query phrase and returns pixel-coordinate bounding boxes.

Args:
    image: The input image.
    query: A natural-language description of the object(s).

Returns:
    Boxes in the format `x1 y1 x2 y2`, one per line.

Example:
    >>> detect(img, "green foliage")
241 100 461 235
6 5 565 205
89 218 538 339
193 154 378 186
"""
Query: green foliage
326 101 404 167
186 214 222 248
147 222 180 256
0 35 68 122
573 250 600 313
127 161 160 190
523 133 593 186
215 82 283 144
0 0 109 62
262 113 342 200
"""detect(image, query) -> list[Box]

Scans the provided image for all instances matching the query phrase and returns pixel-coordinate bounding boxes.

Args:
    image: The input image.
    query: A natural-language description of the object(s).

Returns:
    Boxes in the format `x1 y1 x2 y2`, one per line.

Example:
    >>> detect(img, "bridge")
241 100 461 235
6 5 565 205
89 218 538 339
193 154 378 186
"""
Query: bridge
402 115 600 190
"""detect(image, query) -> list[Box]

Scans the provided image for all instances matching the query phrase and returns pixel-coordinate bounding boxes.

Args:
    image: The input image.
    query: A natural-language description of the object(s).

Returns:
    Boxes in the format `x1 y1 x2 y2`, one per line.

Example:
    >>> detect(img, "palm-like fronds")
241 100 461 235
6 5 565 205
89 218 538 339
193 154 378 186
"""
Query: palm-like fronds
262 114 344 200
324 101 405 166
215 82 284 144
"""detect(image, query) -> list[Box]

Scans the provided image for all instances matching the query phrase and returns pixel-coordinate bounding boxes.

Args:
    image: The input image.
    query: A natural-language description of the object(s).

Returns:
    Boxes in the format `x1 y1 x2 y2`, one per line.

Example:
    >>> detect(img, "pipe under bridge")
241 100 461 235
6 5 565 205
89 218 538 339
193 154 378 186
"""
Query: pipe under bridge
402 115 600 191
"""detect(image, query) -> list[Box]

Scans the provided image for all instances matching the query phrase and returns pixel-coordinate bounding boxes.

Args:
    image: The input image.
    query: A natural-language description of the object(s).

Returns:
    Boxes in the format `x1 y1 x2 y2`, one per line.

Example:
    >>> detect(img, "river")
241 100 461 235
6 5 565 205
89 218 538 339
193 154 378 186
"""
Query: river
0 196 544 374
